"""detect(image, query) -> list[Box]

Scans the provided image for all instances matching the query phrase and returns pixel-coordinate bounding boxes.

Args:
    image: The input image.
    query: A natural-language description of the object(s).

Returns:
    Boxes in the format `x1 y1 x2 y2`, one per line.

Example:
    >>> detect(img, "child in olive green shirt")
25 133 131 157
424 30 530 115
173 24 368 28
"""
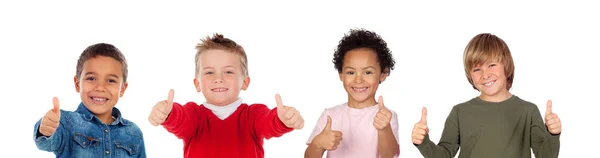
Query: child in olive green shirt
411 33 562 158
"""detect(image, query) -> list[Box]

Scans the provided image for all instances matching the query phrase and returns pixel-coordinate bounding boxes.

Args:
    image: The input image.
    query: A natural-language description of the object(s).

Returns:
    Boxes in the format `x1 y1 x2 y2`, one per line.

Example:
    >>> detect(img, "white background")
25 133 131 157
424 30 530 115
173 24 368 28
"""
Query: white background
1 0 598 157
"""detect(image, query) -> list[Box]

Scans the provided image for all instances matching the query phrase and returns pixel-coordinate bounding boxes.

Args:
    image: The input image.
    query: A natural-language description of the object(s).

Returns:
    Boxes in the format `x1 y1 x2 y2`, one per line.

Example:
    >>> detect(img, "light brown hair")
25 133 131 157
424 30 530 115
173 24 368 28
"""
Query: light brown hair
463 33 515 90
195 33 248 78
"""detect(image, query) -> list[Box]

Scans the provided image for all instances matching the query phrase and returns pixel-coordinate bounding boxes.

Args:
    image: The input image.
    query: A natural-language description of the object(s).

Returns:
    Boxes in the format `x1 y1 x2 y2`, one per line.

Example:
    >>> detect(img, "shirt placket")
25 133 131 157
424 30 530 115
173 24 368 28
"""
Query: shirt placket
102 125 111 157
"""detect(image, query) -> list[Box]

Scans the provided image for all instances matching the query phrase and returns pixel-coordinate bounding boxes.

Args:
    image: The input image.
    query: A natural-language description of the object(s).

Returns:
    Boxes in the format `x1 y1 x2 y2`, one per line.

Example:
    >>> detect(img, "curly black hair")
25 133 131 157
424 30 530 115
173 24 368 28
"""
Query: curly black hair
333 28 395 76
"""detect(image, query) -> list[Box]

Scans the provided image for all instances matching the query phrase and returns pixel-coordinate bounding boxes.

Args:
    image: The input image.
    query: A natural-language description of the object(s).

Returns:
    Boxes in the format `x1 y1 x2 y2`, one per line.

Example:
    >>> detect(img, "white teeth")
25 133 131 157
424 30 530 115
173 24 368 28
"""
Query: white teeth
352 87 367 92
92 97 106 102
484 81 494 87
212 88 227 92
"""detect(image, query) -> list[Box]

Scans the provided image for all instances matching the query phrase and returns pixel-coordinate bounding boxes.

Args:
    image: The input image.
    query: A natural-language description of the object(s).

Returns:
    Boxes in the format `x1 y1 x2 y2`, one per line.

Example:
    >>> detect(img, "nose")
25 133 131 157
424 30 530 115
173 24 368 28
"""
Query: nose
214 73 224 83
354 73 364 83
482 68 491 80
93 82 107 92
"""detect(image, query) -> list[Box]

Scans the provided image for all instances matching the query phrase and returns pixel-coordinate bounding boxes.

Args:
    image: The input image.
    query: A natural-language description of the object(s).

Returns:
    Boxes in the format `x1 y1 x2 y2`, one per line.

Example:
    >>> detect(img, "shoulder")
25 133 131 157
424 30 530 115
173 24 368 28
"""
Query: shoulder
59 109 84 122
320 103 348 117
510 96 541 112
121 118 144 137
179 101 201 107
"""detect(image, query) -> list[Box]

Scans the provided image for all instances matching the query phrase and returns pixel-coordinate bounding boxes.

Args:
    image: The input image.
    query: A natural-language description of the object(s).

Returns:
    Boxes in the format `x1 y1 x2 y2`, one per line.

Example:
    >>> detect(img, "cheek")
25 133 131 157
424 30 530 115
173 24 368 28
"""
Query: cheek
470 73 481 83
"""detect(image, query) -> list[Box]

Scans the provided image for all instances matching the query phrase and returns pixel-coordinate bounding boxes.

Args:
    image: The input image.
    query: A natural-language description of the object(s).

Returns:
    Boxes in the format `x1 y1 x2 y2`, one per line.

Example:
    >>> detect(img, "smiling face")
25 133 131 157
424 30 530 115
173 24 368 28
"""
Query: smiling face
469 60 511 102
194 49 250 106
339 48 387 108
75 56 127 121
463 33 515 102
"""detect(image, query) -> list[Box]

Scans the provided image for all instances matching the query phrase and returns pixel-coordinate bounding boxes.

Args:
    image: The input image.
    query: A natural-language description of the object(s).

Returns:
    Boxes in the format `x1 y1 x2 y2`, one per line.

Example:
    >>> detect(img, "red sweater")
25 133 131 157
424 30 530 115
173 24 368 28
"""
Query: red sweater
162 102 294 158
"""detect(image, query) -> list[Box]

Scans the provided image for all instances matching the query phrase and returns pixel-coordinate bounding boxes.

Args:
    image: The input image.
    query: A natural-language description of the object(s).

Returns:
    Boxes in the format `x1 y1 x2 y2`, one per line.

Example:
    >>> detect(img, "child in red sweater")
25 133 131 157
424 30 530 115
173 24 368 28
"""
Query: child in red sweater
147 33 305 158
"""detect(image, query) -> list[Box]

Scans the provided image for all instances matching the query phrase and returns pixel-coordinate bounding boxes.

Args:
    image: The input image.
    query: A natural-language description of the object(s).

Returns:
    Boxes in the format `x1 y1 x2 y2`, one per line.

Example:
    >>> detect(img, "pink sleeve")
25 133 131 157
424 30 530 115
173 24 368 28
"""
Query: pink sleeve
305 109 329 145
391 110 400 157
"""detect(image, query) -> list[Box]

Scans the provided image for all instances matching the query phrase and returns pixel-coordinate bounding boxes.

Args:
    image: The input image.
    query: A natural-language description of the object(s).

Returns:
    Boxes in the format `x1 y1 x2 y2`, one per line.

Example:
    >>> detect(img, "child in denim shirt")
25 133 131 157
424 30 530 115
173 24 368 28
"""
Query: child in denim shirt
33 43 146 158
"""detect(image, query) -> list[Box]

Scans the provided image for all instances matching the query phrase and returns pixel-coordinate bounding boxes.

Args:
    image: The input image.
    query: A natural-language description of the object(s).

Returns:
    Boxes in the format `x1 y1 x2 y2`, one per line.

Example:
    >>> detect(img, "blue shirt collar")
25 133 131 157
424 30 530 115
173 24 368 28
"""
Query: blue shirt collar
75 102 128 126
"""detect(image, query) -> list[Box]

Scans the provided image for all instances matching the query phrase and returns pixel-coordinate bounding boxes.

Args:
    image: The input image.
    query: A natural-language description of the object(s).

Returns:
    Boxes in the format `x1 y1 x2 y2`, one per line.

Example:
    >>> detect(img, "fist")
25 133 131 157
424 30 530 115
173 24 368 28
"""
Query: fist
148 89 174 126
275 94 304 129
314 116 343 150
545 100 562 134
373 96 392 130
411 107 429 145
39 97 61 137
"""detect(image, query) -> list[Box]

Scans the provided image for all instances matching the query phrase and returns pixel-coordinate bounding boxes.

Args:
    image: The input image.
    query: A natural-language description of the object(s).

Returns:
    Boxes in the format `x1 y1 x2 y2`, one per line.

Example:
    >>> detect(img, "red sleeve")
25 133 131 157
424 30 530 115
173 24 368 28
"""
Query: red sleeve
250 104 294 139
162 102 205 140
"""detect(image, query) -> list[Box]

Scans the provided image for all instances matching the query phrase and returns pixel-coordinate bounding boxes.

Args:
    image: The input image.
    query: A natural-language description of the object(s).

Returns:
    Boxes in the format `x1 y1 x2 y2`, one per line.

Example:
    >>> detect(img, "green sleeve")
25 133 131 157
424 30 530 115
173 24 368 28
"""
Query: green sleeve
415 106 460 158
530 105 560 158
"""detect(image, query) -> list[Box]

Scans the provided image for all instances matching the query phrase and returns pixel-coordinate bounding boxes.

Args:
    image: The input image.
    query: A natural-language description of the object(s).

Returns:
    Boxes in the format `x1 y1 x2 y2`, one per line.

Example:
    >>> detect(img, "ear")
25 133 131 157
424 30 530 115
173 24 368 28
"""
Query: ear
74 76 81 93
339 73 343 81
119 82 128 97
241 76 251 91
193 78 202 93
379 70 388 84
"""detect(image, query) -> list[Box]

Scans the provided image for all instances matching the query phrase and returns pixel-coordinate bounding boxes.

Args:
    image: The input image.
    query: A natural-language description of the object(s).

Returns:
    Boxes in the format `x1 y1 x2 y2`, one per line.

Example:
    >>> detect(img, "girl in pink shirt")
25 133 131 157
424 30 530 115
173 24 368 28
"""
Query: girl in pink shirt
304 28 400 158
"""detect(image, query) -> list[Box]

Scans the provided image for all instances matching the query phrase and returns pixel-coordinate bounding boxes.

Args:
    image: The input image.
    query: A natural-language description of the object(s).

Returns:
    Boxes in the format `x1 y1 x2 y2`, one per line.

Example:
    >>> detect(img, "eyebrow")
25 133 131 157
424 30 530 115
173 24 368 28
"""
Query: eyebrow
343 66 376 70
203 65 236 70
84 72 120 79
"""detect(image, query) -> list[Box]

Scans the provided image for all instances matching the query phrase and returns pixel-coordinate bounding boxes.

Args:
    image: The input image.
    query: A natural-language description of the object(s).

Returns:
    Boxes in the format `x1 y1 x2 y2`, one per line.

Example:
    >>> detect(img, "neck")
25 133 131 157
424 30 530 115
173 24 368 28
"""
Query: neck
347 96 377 109
97 113 115 124
479 90 512 102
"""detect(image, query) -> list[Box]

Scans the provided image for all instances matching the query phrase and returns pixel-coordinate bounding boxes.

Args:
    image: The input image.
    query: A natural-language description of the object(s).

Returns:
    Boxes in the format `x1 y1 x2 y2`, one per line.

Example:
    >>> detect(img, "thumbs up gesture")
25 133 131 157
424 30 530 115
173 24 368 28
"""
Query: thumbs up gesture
148 89 175 126
39 97 61 136
275 94 304 129
544 100 562 134
373 96 392 130
313 116 343 150
411 107 429 145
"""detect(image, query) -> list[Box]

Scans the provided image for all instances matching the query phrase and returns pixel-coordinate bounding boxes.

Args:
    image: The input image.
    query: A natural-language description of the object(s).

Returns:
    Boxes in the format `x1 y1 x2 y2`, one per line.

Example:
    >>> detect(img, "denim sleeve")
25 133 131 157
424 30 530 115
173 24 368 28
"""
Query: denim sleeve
138 137 146 158
33 115 66 153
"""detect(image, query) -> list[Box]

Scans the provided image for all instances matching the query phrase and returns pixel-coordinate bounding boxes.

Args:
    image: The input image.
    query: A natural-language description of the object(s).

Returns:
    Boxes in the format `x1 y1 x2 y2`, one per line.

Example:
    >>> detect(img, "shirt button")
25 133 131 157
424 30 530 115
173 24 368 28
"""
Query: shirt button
104 129 108 133
105 150 110 154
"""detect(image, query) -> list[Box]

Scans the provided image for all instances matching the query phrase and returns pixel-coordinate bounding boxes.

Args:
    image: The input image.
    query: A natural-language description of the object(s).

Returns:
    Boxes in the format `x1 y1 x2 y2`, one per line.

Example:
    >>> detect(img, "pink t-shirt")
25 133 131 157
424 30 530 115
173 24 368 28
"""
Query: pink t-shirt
306 103 400 158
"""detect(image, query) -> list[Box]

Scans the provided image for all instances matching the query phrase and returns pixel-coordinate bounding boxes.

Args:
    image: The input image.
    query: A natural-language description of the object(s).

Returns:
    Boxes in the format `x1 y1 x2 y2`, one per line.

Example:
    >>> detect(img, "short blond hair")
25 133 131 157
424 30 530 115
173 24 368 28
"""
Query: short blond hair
463 33 515 90
195 33 248 78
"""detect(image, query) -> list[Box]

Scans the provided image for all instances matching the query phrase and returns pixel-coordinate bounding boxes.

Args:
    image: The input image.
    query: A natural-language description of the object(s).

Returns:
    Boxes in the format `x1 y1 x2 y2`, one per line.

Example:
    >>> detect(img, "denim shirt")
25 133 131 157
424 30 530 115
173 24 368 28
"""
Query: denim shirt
33 102 146 158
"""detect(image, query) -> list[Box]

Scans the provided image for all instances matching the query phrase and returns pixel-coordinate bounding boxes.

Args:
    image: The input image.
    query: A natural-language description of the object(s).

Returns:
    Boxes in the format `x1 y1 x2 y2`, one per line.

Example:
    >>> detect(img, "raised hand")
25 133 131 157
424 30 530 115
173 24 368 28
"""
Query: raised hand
373 96 392 130
411 107 429 145
313 116 343 150
276 94 304 129
148 89 174 126
545 100 562 134
39 97 61 136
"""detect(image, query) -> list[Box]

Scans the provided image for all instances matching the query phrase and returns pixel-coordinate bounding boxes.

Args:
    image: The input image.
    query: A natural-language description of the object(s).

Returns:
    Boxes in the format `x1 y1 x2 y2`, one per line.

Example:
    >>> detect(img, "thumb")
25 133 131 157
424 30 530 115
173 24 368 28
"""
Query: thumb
53 97 60 114
275 94 284 109
166 89 174 110
420 107 427 124
378 96 385 109
545 100 552 116
324 116 332 130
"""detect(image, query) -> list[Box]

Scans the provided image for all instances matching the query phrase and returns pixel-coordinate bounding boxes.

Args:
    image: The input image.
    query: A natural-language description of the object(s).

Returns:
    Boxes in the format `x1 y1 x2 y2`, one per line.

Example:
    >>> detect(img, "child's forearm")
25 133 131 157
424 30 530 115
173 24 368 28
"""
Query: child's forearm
33 119 64 152
304 143 325 158
377 127 399 158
